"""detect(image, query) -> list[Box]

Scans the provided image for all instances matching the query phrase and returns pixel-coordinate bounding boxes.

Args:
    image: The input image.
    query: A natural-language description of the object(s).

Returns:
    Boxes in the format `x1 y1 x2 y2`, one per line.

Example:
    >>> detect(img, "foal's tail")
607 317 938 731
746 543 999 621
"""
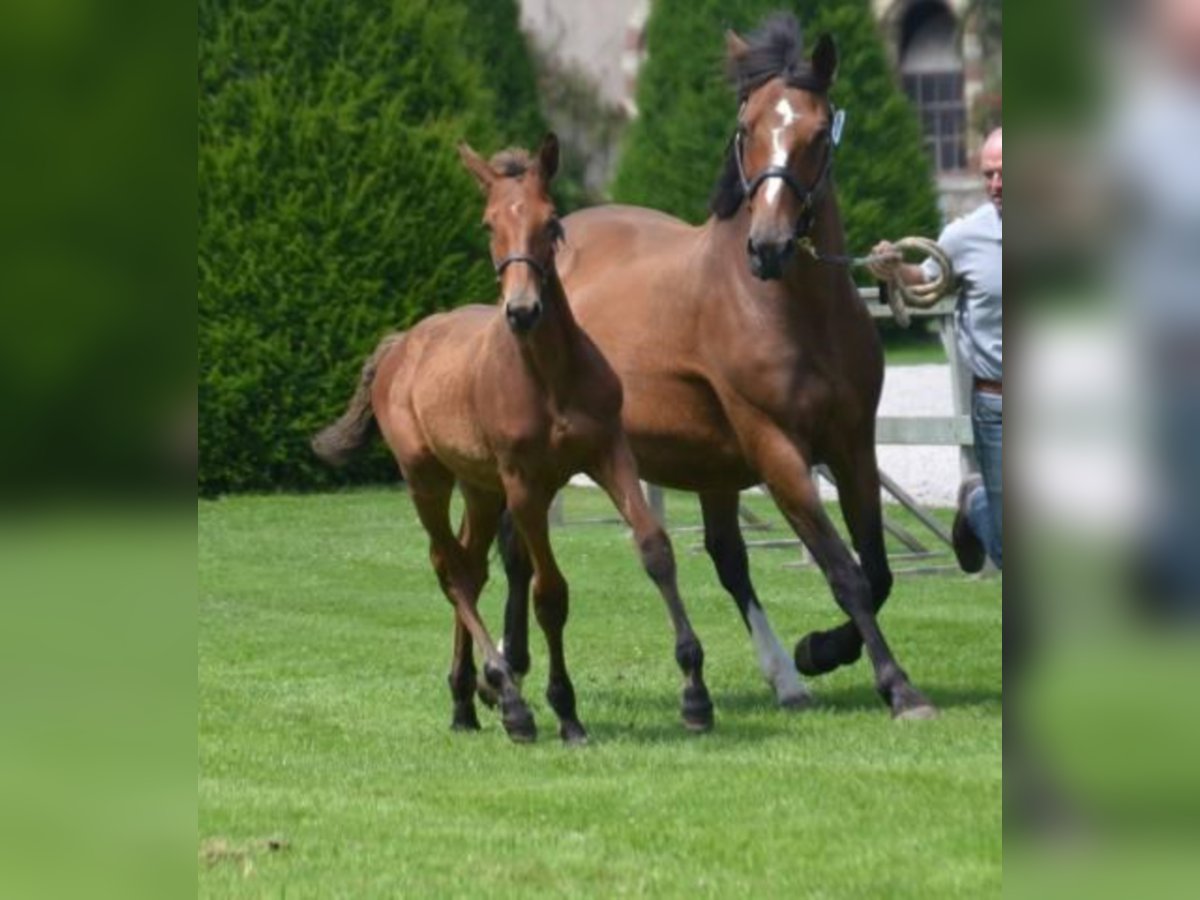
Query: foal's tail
311 331 406 467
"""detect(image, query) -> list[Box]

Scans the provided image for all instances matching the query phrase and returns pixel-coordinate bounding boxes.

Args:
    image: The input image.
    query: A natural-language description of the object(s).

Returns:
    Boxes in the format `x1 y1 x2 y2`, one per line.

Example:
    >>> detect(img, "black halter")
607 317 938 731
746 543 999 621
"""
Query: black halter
494 253 545 282
732 106 838 239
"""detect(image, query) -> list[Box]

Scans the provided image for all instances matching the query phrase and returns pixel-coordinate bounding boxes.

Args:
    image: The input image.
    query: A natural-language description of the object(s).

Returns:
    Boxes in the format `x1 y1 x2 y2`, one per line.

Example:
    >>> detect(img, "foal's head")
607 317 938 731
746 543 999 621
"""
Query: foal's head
713 15 839 280
458 133 564 335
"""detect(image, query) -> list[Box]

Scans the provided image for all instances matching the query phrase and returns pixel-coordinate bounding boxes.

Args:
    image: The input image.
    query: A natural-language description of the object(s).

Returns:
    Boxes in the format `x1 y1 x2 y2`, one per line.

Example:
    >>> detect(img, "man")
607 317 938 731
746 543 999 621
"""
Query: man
868 127 1003 572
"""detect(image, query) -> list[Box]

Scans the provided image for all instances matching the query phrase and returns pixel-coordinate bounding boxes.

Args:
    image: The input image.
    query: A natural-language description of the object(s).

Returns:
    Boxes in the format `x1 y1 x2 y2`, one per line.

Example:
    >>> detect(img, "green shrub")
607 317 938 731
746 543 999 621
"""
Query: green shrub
611 0 940 265
199 0 546 494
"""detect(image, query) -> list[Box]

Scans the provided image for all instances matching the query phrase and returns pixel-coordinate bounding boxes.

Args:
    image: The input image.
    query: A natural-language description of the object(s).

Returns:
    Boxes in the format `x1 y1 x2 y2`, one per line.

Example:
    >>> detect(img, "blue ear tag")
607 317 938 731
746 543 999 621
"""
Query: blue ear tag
831 108 846 147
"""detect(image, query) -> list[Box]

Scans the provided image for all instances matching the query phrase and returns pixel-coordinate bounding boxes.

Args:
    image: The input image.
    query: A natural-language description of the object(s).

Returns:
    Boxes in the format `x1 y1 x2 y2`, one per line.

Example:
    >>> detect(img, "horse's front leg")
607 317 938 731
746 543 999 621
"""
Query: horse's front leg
479 511 533 710
588 434 714 732
751 432 936 720
699 489 811 708
502 474 587 745
794 445 894 677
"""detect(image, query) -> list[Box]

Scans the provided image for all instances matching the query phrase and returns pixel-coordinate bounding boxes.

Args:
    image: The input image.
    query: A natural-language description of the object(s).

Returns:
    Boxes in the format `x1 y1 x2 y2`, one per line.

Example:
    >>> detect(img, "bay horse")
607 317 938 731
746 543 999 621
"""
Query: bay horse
498 16 936 719
312 134 713 743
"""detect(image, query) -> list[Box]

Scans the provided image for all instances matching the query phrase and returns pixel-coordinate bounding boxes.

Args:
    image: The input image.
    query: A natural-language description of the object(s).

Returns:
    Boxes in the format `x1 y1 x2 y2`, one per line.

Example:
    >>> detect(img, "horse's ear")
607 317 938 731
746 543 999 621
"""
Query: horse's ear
457 142 494 193
537 132 559 182
811 33 838 87
725 29 750 65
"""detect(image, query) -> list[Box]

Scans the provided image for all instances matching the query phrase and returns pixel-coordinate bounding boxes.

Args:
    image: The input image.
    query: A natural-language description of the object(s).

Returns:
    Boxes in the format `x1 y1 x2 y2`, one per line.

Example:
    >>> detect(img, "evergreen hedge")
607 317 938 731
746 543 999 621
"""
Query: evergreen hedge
612 0 940 264
199 0 545 494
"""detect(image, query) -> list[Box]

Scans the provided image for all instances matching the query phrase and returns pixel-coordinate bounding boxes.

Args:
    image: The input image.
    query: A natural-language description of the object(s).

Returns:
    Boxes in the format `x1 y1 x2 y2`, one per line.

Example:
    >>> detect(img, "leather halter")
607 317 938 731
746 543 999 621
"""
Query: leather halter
732 106 837 239
494 253 546 282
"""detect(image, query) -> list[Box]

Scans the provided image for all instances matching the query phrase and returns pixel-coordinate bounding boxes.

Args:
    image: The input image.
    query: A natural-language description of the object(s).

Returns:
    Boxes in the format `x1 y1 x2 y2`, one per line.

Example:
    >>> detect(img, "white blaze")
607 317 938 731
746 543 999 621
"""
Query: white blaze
763 98 800 205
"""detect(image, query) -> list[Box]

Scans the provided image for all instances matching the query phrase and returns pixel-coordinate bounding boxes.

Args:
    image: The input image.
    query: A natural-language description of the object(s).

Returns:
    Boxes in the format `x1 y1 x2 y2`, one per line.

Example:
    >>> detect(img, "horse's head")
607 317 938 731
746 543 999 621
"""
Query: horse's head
717 16 838 281
458 133 564 335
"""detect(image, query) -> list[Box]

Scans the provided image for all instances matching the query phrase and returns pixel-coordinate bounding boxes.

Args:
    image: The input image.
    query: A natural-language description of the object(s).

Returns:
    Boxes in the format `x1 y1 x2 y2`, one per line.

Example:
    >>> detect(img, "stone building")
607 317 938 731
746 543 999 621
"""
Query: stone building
520 0 1000 218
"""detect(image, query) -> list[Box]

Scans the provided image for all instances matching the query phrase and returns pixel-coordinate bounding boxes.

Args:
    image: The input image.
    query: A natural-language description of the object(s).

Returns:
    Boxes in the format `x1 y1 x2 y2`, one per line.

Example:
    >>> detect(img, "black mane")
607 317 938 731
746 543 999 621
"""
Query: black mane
709 13 830 220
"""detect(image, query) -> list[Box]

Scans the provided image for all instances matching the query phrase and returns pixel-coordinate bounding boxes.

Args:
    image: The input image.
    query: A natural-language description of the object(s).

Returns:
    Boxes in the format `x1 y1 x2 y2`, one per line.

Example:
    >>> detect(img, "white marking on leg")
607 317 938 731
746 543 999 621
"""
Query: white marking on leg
747 604 809 706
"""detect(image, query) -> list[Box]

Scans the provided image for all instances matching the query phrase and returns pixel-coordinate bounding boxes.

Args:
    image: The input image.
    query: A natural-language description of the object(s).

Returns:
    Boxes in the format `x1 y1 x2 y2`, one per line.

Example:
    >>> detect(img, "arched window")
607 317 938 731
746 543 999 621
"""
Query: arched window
900 1 966 173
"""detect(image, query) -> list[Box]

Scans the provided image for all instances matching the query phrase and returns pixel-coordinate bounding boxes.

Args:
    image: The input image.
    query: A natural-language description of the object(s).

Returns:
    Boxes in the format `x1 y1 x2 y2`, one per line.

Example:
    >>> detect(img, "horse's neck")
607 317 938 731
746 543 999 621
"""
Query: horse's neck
711 196 851 331
517 267 583 402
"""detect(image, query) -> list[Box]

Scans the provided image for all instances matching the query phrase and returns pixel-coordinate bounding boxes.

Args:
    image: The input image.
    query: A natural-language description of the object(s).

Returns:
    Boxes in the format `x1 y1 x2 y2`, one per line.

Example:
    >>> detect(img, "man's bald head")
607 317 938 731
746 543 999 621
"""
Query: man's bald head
981 127 1002 215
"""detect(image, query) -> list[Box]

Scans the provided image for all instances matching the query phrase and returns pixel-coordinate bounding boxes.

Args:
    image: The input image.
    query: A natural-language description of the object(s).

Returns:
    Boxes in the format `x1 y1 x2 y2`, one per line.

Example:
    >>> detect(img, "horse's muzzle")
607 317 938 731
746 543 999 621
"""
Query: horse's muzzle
505 299 543 335
747 236 794 281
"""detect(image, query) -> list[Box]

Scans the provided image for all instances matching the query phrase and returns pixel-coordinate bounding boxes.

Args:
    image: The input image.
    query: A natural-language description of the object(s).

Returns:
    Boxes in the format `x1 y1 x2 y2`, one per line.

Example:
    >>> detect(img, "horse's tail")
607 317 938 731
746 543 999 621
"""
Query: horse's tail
311 331 406 467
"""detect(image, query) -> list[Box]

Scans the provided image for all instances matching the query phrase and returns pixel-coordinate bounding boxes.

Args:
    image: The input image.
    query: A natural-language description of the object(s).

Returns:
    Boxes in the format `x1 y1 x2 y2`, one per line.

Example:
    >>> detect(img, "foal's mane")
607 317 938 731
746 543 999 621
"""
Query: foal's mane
709 13 831 220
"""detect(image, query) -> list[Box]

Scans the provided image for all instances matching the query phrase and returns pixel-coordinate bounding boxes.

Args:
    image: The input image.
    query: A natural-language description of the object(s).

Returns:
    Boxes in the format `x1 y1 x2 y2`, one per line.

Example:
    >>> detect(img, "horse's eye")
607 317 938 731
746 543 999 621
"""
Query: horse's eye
547 217 564 242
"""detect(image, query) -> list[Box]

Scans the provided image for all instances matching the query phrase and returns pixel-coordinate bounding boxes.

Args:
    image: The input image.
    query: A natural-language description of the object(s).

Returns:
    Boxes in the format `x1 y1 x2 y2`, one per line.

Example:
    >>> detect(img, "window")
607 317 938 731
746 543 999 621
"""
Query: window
902 71 966 172
900 2 967 173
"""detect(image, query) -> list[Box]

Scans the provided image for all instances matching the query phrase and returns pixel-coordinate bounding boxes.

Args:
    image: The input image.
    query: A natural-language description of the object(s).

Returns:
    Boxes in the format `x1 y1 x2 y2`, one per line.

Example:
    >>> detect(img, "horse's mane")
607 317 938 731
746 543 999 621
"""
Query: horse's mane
709 13 830 220
489 149 534 178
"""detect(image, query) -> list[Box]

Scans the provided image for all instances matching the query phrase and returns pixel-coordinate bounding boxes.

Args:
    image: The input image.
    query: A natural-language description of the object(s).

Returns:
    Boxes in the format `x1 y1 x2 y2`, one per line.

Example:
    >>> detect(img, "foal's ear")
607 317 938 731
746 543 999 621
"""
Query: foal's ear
811 33 838 87
725 29 750 65
457 142 494 193
537 132 559 182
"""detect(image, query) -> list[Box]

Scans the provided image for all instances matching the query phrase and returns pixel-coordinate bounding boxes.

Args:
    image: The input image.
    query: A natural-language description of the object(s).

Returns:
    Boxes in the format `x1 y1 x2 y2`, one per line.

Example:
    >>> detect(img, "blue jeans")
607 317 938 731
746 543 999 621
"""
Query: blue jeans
967 389 1003 569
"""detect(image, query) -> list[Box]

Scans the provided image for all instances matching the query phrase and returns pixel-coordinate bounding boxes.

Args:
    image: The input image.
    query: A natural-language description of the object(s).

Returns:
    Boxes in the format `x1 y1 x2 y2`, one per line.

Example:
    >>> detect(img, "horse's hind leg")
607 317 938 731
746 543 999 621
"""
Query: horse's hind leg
447 484 505 730
590 436 714 732
795 450 894 677
503 479 587 745
699 490 811 709
410 478 536 742
755 436 935 719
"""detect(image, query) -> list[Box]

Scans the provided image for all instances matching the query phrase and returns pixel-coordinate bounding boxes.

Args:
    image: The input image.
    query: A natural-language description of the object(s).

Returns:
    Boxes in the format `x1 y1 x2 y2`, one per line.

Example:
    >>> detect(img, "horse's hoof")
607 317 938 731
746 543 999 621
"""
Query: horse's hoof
682 685 714 732
501 700 537 744
476 678 499 709
778 689 815 712
794 632 859 677
894 703 939 721
682 711 714 733
559 721 589 746
892 686 939 721
451 703 481 731
505 719 538 743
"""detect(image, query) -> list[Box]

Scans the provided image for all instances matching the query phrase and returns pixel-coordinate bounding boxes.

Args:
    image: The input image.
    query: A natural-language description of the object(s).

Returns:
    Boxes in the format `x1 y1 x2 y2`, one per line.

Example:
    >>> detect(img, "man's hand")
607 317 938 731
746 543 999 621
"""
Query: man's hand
866 240 902 280
866 240 929 287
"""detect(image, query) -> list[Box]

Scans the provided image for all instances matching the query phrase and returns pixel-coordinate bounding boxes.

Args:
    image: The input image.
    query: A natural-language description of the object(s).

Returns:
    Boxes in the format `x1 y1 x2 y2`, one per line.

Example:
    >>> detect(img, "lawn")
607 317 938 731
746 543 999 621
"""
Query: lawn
199 486 1001 897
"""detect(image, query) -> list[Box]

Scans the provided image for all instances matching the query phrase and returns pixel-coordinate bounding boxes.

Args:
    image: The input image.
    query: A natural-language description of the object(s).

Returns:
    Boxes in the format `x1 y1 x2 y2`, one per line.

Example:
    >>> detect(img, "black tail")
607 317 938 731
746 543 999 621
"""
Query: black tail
311 332 405 467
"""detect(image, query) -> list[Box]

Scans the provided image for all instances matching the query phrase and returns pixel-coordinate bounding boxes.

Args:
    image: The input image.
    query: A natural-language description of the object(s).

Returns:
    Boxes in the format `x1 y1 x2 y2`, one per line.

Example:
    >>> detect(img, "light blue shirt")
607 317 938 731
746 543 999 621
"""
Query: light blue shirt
925 203 1003 381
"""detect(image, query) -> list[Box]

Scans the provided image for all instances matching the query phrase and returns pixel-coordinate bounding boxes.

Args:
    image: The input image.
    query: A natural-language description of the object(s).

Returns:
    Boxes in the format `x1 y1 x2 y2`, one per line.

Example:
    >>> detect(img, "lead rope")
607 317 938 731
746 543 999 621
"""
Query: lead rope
796 235 953 328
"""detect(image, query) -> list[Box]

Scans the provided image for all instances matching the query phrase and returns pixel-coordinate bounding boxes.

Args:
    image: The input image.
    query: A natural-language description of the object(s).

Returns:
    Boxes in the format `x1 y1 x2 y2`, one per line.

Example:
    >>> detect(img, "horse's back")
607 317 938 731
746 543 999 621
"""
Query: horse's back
558 205 699 281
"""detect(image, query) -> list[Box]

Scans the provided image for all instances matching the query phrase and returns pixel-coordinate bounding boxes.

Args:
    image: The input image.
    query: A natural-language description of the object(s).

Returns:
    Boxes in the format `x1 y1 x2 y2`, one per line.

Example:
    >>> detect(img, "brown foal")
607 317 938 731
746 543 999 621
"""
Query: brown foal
313 135 712 743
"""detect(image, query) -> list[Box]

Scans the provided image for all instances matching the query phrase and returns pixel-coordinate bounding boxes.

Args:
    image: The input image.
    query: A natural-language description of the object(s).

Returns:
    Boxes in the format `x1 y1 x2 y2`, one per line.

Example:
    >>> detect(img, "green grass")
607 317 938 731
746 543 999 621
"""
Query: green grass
199 486 1000 897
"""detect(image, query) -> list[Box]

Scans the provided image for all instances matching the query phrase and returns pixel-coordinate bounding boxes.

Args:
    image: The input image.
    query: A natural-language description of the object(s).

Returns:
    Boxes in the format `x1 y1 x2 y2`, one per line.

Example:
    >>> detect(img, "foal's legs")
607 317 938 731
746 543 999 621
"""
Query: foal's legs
498 510 533 681
754 436 935 718
447 484 505 731
477 512 532 710
503 478 587 744
699 490 811 708
590 437 714 731
409 477 536 741
794 449 895 678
